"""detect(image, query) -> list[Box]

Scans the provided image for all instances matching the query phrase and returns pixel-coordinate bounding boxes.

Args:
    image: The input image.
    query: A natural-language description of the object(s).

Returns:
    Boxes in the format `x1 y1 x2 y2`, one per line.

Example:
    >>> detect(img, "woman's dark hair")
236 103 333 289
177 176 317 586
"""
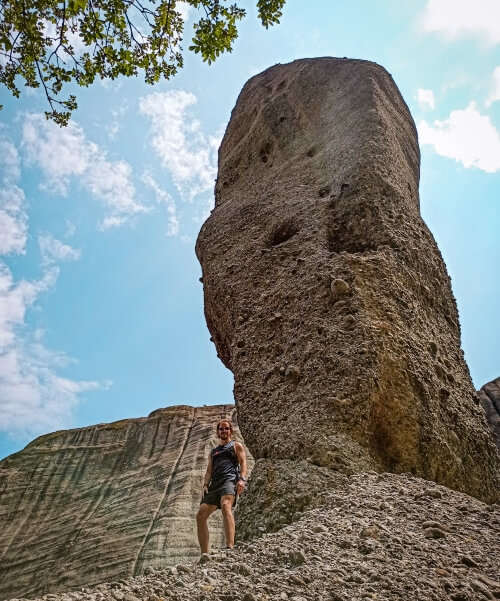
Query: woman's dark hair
216 419 234 434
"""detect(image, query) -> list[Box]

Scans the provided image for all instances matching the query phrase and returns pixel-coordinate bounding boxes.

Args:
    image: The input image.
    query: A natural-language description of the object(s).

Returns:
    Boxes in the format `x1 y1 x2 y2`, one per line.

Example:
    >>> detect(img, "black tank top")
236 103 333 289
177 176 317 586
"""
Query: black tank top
211 441 239 485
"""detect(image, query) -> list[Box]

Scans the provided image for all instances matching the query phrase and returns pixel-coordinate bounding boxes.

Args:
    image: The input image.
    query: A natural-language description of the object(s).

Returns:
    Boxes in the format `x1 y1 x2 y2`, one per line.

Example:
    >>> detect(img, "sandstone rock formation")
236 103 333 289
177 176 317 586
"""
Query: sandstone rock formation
196 57 500 502
0 405 251 600
478 377 500 450
12 473 500 601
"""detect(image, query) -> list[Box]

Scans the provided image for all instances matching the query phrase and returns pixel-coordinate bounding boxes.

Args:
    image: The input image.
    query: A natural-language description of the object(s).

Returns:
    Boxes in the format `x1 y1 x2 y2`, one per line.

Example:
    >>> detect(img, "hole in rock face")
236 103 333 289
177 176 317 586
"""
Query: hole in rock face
269 220 299 247
260 142 273 163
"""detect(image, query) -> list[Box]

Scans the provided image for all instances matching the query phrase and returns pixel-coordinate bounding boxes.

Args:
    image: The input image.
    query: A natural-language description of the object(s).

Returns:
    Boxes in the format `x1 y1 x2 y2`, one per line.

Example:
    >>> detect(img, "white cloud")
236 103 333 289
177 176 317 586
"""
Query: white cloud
417 88 435 110
97 215 129 230
0 185 28 256
176 1 194 22
139 91 217 200
39 232 81 266
486 66 500 107
0 136 21 181
0 131 105 443
42 19 86 57
106 102 129 141
106 116 121 142
418 102 500 173
0 264 58 349
99 78 124 92
0 135 28 255
0 262 108 439
85 159 141 230
22 114 148 228
22 117 92 194
142 171 180 236
193 196 215 225
421 0 500 45
65 219 76 238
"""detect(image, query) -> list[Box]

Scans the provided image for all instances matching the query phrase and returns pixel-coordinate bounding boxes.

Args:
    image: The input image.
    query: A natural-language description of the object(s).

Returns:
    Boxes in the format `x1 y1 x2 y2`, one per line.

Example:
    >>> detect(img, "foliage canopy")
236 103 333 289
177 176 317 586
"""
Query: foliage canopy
0 0 285 124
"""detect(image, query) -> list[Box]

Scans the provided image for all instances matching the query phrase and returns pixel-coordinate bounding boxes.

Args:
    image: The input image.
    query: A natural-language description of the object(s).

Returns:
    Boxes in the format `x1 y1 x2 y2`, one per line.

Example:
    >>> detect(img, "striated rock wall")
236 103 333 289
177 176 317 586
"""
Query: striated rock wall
478 377 500 450
0 405 251 600
196 57 500 502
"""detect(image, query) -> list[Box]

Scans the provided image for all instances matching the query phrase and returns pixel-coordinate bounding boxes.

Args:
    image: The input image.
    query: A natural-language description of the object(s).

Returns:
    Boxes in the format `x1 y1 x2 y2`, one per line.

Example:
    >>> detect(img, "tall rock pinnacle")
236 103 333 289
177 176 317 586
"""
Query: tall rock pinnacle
196 58 500 502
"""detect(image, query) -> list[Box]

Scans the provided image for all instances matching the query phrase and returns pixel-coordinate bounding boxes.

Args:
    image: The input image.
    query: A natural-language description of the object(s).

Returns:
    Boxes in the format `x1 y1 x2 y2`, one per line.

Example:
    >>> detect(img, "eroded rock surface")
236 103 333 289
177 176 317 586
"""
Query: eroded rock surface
478 377 500 450
13 473 500 601
196 57 500 502
0 405 251 600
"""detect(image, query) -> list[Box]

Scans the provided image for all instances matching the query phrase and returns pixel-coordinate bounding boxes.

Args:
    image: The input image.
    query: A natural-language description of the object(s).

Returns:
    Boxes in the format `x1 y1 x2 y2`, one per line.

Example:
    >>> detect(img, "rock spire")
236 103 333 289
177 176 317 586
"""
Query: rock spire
196 58 500 502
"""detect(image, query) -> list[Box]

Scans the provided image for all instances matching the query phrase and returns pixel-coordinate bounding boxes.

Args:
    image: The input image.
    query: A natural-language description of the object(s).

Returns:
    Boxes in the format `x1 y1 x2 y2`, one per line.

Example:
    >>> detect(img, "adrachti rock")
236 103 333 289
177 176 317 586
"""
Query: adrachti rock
0 405 252 600
478 376 500 450
196 58 500 502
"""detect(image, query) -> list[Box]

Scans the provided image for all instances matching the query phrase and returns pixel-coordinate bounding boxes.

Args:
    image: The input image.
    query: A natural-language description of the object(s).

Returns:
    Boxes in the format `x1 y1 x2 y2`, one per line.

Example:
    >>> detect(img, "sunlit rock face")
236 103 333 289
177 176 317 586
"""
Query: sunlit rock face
196 57 500 503
0 405 250 600
478 376 500 450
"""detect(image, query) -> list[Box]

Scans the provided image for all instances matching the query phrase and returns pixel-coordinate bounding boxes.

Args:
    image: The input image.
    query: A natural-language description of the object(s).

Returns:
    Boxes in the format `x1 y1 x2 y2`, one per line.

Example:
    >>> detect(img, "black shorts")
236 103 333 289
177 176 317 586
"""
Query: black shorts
200 480 237 509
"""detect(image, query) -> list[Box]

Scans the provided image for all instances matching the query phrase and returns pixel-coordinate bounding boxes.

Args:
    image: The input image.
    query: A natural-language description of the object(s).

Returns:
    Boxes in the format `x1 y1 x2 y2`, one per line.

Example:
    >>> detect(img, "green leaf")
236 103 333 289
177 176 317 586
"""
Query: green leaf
0 0 286 125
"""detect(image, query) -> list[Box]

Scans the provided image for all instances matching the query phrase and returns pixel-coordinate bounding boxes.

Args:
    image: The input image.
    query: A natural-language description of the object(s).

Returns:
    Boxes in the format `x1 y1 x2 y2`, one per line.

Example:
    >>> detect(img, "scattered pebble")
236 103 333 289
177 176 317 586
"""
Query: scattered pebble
424 527 446 539
460 555 479 568
12 473 499 601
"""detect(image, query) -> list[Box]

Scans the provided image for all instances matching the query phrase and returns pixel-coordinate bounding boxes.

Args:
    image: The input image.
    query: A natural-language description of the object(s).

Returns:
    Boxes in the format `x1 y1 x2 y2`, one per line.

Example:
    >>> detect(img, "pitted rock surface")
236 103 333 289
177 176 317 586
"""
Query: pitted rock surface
478 376 500 450
235 459 346 540
0 405 252 600
196 57 500 502
12 473 500 601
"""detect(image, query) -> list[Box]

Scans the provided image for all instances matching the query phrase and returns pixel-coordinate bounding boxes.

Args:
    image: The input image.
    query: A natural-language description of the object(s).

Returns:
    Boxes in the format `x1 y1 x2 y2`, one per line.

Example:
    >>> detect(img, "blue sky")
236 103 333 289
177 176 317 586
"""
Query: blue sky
1 0 499 460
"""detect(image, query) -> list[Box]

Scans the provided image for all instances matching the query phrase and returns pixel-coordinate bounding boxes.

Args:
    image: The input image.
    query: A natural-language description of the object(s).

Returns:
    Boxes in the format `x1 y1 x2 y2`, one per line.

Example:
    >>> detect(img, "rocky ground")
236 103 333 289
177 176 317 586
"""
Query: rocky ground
10 473 499 601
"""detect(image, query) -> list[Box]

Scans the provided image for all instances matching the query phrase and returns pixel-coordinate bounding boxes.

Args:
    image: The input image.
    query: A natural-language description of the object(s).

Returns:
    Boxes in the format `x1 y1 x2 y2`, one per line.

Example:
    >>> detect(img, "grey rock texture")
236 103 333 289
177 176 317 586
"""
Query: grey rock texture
196 57 500 502
235 458 346 539
478 377 500 450
12 473 500 601
0 405 252 600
